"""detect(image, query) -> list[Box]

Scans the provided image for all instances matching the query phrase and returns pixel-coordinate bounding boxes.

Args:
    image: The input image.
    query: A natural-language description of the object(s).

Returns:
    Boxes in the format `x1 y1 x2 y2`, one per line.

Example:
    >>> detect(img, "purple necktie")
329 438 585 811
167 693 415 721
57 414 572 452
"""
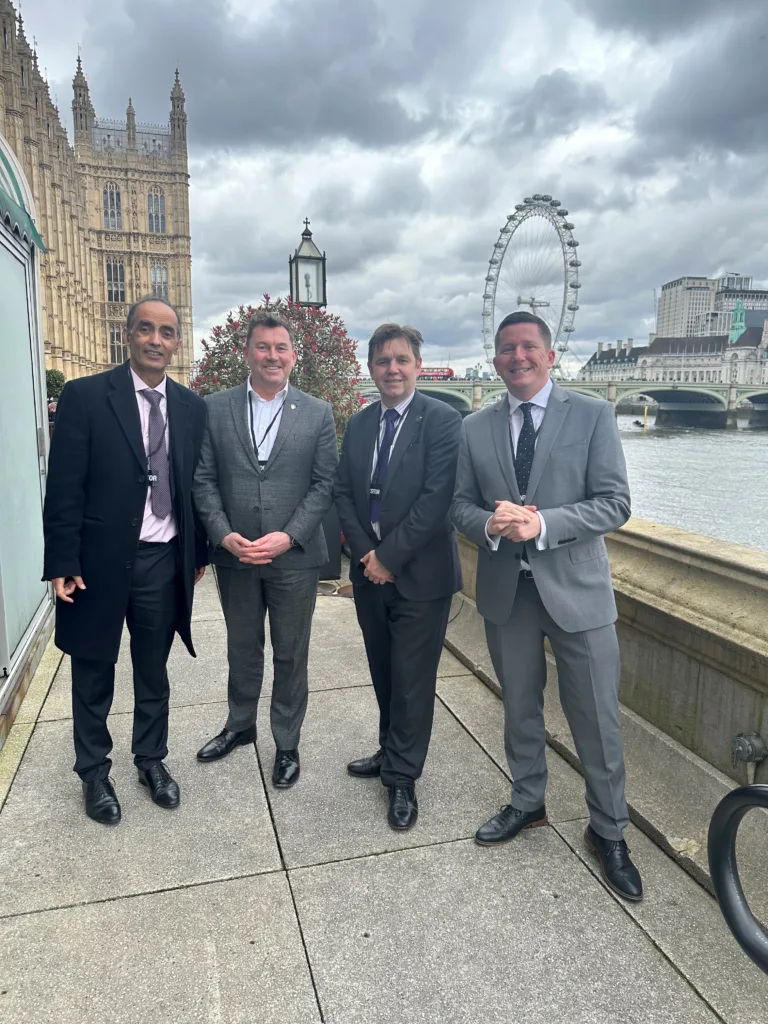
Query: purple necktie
142 389 172 520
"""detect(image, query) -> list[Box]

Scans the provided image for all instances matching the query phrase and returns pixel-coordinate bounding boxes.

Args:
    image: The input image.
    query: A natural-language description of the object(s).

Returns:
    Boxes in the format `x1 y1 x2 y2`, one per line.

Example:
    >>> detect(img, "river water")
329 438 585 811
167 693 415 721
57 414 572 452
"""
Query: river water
616 414 767 552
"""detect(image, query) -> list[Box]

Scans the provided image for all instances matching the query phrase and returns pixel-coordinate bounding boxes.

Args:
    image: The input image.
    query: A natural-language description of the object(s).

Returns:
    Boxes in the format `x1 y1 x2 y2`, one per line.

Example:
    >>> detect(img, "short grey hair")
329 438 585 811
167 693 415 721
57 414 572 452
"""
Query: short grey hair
245 312 295 349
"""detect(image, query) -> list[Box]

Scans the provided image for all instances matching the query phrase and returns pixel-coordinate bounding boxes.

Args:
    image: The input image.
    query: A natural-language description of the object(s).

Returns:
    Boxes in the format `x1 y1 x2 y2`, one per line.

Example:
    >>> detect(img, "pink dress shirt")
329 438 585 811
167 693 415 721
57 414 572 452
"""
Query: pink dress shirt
130 368 178 543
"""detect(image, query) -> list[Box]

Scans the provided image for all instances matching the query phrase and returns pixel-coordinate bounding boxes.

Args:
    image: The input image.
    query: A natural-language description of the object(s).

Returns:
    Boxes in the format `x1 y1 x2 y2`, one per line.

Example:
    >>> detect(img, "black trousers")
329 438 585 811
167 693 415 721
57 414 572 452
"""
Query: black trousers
353 582 452 788
71 539 180 783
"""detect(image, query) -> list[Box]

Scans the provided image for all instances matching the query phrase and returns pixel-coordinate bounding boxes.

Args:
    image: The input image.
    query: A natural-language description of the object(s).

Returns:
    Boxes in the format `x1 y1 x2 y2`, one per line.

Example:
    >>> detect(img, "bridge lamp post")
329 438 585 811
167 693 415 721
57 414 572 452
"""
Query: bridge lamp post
289 219 327 307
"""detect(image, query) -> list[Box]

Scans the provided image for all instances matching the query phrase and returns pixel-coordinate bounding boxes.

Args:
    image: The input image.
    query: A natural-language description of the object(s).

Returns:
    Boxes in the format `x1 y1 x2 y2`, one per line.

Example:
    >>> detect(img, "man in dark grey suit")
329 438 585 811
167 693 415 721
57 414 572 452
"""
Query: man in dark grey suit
334 323 462 830
452 311 643 902
193 312 338 787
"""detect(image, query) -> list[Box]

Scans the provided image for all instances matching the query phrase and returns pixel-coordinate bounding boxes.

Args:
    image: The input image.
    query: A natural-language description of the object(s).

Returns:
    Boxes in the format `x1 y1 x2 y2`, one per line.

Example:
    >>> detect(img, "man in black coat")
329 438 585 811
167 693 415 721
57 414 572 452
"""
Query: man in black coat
334 323 462 830
42 298 208 825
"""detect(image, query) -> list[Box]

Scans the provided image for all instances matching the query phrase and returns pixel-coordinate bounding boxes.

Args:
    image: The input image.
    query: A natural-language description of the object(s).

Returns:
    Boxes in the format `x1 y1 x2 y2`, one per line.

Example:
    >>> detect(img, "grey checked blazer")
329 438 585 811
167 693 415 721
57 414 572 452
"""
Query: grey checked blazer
451 383 630 632
193 382 338 570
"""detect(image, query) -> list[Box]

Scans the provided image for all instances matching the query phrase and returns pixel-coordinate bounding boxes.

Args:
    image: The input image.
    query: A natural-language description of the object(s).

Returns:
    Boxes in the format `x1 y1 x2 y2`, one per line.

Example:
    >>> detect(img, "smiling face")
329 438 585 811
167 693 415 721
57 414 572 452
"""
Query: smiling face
493 321 555 401
127 301 180 381
245 324 298 398
368 336 422 407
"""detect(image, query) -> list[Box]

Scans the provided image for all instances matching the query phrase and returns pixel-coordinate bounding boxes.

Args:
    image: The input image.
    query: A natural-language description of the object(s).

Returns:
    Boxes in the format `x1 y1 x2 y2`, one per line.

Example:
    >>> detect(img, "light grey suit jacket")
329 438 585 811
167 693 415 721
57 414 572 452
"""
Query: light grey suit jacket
193 382 338 571
451 383 630 632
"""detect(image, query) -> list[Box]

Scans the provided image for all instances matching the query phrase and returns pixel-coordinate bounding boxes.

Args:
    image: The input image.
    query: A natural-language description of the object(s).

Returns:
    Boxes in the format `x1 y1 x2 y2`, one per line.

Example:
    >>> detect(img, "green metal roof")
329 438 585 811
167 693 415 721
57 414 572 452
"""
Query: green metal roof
0 147 47 252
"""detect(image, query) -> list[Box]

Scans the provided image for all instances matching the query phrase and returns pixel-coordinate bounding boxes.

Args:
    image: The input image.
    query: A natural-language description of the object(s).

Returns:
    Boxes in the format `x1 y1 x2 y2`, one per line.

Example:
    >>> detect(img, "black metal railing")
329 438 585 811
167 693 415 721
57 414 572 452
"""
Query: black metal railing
707 784 768 973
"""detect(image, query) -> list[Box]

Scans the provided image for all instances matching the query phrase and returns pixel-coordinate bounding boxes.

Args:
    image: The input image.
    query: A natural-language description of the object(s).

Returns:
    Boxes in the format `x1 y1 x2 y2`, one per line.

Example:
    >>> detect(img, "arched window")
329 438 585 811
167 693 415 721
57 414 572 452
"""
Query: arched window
106 258 125 303
109 324 129 365
103 182 122 230
148 187 166 233
150 261 168 300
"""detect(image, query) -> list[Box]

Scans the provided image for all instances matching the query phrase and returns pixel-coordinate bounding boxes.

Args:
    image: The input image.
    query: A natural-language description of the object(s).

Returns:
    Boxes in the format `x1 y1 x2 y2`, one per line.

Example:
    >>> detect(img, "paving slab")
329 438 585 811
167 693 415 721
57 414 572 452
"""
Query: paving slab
290 837 719 1024
0 702 279 917
555 819 768 1024
190 568 225 622
259 685 510 868
0 874 319 1024
437 673 589 824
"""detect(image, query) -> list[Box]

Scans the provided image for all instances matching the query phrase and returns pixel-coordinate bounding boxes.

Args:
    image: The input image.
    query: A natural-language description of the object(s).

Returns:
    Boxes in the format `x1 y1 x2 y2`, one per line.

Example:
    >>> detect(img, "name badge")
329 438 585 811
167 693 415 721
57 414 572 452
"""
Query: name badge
147 472 158 486
369 487 381 498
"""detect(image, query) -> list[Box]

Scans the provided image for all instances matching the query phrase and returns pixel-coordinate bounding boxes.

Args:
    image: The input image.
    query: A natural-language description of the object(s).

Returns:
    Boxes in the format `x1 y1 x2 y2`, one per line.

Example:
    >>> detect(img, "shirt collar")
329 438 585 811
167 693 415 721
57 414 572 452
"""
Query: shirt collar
247 378 289 404
131 367 167 397
507 377 553 417
380 390 416 420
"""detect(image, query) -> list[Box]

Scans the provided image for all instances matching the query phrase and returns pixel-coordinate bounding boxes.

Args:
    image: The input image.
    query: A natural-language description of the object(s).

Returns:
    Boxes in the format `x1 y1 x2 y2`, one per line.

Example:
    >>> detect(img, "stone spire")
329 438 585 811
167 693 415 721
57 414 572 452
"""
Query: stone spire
72 54 95 150
126 96 136 150
170 68 187 152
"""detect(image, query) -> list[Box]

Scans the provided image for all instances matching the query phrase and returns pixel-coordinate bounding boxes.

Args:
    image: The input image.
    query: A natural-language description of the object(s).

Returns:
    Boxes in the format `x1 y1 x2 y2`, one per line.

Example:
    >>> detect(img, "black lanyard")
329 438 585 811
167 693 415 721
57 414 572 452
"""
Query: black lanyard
371 409 403 486
249 391 285 460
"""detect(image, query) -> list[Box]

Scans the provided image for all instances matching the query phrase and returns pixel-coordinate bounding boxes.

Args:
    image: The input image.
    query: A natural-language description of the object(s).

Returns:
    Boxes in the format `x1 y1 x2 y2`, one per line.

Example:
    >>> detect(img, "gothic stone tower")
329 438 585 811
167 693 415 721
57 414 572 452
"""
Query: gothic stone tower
74 64 193 383
0 0 193 383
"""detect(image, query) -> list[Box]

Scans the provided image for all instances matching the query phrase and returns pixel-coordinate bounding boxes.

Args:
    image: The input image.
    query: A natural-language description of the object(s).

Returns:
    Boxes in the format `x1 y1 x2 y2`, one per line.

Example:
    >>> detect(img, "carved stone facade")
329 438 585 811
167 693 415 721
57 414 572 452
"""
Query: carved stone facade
0 2 193 383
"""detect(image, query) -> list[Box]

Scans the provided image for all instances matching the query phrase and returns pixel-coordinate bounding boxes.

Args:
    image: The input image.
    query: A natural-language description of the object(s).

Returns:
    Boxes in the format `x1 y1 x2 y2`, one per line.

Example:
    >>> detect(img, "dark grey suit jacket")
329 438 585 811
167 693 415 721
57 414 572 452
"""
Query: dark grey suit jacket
451 383 630 632
193 381 338 570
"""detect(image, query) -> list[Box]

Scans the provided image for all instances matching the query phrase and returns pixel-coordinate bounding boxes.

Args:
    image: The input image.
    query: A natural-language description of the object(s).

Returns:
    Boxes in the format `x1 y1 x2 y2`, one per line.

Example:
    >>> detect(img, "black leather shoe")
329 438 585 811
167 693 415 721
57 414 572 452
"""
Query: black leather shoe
138 762 180 809
584 825 644 902
273 749 300 788
388 785 418 830
347 749 385 777
196 725 255 762
474 804 548 846
83 777 121 825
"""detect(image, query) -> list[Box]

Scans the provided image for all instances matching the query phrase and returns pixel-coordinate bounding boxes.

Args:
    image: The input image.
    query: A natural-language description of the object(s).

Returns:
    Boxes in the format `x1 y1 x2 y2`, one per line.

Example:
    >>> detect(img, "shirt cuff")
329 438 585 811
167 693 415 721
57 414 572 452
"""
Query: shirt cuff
535 512 548 550
485 516 501 551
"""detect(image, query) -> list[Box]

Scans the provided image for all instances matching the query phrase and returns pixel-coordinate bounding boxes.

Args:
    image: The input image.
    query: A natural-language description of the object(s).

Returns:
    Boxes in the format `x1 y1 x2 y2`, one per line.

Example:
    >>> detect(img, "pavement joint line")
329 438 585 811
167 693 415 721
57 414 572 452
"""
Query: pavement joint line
253 742 326 1024
0 865 287 923
549 821 730 1024
435 691 513 784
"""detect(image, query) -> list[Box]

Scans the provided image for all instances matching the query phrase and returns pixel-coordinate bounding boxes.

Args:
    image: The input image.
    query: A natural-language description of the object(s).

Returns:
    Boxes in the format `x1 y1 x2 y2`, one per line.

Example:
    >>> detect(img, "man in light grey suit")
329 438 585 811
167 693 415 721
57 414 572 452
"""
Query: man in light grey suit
193 312 338 787
452 311 643 902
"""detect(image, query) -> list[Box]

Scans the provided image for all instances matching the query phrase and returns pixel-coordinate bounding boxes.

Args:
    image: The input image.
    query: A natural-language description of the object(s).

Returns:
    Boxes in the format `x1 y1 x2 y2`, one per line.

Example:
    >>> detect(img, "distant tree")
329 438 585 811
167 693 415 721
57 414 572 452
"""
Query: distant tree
46 369 66 401
190 295 363 442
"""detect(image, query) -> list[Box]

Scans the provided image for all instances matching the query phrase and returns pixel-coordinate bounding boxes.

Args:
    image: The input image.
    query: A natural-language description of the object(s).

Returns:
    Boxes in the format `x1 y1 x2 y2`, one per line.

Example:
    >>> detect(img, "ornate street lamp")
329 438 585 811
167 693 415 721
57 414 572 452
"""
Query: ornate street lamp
289 219 327 307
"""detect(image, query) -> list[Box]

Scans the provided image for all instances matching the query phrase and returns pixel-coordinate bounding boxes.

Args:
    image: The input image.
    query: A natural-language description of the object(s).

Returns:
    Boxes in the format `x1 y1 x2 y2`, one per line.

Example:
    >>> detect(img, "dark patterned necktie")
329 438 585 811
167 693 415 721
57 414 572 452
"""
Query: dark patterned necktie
142 389 173 520
369 407 400 523
513 402 536 497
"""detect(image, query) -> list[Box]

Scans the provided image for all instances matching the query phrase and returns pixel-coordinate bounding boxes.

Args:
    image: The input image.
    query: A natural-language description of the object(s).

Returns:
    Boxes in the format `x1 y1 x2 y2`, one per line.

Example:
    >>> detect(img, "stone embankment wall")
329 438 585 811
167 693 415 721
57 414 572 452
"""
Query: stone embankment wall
454 519 768 786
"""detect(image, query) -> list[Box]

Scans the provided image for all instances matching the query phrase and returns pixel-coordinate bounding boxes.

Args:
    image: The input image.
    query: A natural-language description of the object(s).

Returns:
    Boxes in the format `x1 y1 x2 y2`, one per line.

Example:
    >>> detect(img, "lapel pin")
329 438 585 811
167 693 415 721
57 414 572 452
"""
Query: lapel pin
290 403 296 410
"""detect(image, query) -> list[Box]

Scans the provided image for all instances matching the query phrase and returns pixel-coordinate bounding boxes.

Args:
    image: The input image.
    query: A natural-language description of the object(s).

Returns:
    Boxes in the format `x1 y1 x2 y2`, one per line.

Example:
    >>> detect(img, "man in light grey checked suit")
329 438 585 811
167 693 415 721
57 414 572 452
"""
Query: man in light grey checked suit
452 311 643 902
193 312 338 787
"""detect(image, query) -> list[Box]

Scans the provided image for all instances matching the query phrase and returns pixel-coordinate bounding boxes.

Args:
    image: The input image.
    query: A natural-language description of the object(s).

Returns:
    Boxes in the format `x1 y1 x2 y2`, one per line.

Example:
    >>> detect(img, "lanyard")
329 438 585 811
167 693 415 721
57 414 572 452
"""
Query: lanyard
249 391 285 460
371 409 404 486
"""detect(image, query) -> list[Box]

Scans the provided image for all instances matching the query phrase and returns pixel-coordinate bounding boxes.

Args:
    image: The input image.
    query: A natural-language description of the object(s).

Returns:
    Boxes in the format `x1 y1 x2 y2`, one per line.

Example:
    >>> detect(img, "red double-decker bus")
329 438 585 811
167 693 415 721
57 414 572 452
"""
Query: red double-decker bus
418 367 455 381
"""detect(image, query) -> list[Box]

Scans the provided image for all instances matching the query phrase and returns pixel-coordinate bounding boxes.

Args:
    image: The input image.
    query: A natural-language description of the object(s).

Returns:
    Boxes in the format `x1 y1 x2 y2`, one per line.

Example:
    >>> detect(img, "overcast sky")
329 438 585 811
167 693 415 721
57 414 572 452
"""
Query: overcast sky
25 0 768 373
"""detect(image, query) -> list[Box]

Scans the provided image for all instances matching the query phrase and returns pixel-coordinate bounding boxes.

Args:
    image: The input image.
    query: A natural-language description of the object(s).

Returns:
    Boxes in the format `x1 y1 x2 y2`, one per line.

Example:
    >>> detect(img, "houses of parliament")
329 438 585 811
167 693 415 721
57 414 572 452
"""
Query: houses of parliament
0 1 193 382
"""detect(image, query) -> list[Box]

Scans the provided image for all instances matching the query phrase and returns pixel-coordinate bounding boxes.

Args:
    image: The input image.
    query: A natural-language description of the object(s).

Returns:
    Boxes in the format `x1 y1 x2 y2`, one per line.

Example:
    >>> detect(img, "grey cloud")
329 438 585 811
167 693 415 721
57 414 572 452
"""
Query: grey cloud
569 0 765 41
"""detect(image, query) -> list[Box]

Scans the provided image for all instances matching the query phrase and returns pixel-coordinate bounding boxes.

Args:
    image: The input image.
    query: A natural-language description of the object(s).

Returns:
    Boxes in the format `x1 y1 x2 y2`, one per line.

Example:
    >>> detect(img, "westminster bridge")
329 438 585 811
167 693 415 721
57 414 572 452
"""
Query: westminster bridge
360 379 768 427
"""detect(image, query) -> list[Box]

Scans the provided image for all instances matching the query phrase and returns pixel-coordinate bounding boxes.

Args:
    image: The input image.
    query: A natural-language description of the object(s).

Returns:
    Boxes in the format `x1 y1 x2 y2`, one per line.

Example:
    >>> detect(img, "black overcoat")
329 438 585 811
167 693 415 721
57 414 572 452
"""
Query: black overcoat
42 362 208 663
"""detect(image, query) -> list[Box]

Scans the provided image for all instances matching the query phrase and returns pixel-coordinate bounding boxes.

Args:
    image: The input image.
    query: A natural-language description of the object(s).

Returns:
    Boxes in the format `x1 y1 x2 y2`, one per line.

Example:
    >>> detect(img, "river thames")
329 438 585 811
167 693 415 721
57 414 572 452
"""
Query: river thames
617 414 767 552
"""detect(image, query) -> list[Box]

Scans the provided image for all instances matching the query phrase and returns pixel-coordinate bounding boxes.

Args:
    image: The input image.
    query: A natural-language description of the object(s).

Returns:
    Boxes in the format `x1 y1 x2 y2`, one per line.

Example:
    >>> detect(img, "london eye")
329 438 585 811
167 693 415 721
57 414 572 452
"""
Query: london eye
482 195 581 375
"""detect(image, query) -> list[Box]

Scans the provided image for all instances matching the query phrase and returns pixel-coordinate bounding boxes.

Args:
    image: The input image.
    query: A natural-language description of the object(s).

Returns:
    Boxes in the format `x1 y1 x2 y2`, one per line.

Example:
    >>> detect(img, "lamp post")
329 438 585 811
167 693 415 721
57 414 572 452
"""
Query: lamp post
289 219 327 307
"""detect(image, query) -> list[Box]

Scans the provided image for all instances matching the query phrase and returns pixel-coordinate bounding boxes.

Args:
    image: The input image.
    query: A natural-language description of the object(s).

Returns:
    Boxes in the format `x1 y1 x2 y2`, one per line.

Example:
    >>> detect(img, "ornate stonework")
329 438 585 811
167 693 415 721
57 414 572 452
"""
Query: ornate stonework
0 1 193 383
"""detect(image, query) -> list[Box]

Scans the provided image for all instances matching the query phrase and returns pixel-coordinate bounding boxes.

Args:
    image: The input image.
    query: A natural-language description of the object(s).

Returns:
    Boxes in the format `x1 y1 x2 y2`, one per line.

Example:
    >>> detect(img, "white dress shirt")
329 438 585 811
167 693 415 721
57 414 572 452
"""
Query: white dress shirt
486 378 552 558
131 368 177 543
247 378 288 464
370 390 416 538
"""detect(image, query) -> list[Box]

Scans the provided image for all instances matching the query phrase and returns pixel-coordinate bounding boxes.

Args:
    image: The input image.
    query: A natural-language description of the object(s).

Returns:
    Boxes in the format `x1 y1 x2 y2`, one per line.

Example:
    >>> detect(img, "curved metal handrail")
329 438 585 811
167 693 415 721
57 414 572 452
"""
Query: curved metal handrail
707 784 768 973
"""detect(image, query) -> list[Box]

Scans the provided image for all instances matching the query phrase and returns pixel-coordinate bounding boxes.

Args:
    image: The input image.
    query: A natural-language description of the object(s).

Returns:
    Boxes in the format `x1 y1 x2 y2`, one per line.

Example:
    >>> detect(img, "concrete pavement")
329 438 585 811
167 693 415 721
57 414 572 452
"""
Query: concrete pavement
1 571 767 1023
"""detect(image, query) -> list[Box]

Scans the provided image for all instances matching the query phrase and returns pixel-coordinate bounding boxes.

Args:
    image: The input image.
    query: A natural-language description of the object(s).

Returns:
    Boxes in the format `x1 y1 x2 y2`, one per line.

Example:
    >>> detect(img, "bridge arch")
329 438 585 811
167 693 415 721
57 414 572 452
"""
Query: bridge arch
357 385 473 415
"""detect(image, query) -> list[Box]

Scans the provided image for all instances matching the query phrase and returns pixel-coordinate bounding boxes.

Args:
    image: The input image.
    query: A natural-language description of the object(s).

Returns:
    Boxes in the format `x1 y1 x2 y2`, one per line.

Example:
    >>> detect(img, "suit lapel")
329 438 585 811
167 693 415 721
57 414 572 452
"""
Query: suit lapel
382 393 424 499
166 379 188 502
264 384 300 470
524 384 569 504
491 395 521 502
107 363 146 474
229 382 261 474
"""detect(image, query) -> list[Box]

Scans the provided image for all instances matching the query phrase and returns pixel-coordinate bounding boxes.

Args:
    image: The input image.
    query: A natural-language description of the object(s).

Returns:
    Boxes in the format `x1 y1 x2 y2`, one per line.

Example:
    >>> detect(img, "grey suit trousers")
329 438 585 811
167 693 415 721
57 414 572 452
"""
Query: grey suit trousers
485 575 629 841
216 564 318 749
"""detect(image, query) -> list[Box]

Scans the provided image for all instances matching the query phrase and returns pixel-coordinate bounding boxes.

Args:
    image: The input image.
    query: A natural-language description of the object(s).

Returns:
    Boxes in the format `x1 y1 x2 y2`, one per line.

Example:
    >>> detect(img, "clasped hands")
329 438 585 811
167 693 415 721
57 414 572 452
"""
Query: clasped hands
222 531 292 565
361 549 393 585
487 501 541 543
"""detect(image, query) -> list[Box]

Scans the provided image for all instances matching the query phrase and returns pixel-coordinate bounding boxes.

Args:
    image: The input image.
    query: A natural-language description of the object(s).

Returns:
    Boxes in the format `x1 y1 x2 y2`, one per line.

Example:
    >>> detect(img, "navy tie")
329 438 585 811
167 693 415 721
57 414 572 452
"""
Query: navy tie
513 402 535 497
369 408 400 524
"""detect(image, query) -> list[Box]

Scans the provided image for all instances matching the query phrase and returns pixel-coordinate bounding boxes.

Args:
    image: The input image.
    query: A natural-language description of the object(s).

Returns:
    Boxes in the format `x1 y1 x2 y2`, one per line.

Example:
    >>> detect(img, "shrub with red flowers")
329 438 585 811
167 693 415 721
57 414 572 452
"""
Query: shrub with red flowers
189 295 364 442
